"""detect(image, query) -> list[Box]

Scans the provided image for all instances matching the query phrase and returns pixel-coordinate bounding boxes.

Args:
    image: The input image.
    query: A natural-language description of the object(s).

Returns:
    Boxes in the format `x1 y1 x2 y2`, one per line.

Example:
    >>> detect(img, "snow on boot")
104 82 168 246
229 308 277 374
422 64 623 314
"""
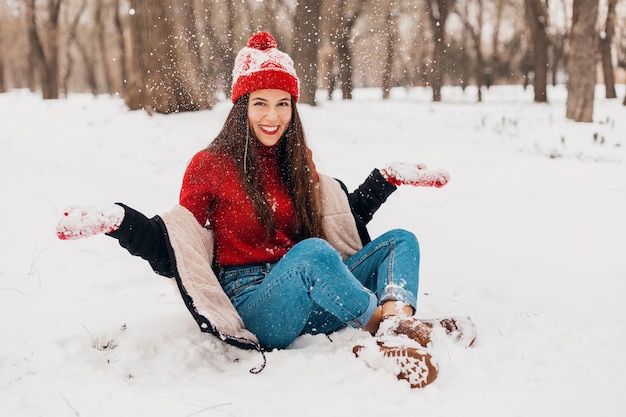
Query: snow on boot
376 315 432 348
419 316 477 348
56 204 125 240
353 341 438 389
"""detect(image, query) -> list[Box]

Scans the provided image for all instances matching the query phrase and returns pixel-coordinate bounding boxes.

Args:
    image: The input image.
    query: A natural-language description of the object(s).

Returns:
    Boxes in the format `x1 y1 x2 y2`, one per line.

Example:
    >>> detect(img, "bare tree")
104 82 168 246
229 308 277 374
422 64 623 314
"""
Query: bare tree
44 0 62 98
4 0 625 107
448 23 472 89
223 0 237 94
125 0 216 113
293 0 322 105
325 0 368 100
125 1 152 108
406 3 431 87
25 0 63 99
199 0 251 99
525 0 549 102
62 0 94 96
113 0 128 94
73 0 99 95
599 0 618 99
425 0 456 102
319 3 338 100
454 0 486 101
94 0 115 95
382 1 399 99
566 0 599 122
45 0 63 99
494 2 535 87
25 0 43 93
489 0 506 84
200 5 228 97
549 0 569 87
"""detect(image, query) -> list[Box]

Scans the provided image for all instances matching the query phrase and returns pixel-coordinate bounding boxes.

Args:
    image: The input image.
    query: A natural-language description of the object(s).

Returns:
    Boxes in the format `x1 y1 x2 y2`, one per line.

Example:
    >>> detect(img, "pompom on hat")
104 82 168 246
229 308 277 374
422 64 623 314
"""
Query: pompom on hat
231 32 300 103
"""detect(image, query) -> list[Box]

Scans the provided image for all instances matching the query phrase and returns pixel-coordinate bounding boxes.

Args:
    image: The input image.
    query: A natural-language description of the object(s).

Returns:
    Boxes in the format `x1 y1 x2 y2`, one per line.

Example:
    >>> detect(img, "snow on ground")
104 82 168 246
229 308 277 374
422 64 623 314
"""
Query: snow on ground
1 84 625 417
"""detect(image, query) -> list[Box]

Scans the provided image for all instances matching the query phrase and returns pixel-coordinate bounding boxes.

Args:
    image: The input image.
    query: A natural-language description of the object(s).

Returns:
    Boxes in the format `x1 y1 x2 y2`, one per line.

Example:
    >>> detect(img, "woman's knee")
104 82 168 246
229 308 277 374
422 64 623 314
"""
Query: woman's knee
383 229 419 250
292 237 342 264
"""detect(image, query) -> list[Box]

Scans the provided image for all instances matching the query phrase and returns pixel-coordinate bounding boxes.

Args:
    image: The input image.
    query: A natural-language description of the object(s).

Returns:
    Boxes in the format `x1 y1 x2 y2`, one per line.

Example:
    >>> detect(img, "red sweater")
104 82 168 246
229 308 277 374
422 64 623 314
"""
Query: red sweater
179 146 296 267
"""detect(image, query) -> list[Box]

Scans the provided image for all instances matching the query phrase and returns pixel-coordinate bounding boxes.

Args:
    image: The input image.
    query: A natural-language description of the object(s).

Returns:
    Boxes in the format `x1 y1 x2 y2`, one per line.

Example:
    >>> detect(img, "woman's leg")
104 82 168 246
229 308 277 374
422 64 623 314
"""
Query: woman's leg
226 238 378 350
345 229 421 324
344 229 434 346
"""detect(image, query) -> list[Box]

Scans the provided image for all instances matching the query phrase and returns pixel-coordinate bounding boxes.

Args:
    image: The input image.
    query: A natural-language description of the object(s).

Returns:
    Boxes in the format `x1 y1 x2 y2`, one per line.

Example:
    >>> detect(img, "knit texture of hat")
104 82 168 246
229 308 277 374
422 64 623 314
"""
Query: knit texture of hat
231 32 300 103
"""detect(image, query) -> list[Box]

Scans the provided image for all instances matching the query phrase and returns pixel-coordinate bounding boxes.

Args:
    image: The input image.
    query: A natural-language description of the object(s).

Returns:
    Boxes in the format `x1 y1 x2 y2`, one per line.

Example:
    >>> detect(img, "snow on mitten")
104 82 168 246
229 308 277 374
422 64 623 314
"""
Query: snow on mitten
56 204 125 240
380 162 450 188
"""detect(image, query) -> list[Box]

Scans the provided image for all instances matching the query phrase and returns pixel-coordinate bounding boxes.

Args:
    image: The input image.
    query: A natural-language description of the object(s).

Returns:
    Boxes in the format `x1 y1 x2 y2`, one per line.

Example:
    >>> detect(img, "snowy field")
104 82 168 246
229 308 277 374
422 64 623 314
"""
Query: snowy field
1 84 625 417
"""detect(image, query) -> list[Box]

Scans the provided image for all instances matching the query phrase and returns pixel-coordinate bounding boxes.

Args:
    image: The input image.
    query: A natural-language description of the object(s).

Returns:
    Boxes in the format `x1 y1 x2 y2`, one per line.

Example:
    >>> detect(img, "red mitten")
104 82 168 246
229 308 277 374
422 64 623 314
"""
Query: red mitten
56 204 125 240
380 162 450 188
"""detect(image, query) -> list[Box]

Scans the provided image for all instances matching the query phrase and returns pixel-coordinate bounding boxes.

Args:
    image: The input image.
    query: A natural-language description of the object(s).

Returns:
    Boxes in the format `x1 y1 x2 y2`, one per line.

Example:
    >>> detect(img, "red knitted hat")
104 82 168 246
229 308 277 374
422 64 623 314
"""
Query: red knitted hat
231 32 300 103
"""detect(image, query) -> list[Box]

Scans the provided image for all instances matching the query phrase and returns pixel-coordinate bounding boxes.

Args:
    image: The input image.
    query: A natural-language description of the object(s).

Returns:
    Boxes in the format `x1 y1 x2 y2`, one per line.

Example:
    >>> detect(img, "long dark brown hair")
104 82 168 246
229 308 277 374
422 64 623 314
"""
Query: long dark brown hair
207 94 324 241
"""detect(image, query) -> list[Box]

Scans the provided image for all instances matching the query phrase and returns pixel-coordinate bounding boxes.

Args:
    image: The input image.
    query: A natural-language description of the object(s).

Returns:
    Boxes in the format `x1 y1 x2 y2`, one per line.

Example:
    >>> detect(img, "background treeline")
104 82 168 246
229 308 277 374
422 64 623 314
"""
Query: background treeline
1 0 625 120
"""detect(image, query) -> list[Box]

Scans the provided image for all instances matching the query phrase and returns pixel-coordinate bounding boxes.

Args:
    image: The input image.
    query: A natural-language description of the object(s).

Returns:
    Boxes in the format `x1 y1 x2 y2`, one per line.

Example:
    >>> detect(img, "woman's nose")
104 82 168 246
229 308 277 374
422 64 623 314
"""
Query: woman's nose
265 106 279 120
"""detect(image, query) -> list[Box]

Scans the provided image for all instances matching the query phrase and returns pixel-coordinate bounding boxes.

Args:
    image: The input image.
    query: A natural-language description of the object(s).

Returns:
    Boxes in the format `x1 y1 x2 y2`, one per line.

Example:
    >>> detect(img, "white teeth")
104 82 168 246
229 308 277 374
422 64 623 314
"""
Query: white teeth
261 126 279 134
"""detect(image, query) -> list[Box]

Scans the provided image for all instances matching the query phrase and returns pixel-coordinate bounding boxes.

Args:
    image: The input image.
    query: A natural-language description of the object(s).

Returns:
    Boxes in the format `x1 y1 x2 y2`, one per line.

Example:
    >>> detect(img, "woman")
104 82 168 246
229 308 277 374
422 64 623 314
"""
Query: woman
57 32 461 388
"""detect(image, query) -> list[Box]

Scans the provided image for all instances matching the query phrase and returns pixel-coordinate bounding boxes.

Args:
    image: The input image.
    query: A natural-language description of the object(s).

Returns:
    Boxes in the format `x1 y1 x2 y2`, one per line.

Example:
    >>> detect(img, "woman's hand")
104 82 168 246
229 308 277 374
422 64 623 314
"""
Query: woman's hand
56 204 125 240
380 162 450 188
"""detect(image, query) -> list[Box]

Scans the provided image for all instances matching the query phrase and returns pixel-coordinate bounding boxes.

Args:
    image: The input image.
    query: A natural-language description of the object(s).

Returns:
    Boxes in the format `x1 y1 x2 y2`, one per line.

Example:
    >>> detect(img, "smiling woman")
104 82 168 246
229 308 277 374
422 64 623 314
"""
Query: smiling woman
55 31 458 389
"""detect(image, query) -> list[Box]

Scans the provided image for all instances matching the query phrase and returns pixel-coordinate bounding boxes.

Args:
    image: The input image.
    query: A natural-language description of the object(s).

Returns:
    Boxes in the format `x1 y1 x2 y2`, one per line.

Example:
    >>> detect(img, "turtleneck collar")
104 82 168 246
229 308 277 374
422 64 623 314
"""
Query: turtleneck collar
254 139 281 159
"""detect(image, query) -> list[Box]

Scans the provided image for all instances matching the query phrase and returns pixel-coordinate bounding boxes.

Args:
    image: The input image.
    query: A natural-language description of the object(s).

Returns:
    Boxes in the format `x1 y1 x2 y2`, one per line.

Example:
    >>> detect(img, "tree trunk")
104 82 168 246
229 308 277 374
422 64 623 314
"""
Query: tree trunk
26 0 47 96
201 7 229 98
472 36 484 102
525 0 549 103
74 30 99 95
490 0 505 85
223 0 236 95
551 33 566 86
293 0 322 105
566 0 599 122
382 3 397 100
458 1 472 90
95 0 115 95
337 25 353 100
185 1 217 109
0 20 5 93
62 0 87 97
455 0 485 102
113 0 128 93
43 0 62 99
425 0 456 102
330 0 367 101
599 0 617 99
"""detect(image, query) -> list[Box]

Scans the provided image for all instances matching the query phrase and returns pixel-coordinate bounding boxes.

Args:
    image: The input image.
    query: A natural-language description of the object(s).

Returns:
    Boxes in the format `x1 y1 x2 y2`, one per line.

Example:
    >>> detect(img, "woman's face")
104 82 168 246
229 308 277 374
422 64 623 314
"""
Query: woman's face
248 89 292 147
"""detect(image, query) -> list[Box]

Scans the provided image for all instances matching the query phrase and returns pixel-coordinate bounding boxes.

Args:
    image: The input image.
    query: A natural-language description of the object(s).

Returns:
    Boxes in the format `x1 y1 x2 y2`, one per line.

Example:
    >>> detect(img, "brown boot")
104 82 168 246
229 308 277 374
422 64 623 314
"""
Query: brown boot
419 316 478 348
353 341 438 389
376 315 432 347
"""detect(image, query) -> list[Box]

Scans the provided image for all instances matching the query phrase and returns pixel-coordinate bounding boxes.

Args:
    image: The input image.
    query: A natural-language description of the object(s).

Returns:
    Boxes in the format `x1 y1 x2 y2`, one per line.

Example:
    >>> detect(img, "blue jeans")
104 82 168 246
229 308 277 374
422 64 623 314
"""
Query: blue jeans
219 229 420 349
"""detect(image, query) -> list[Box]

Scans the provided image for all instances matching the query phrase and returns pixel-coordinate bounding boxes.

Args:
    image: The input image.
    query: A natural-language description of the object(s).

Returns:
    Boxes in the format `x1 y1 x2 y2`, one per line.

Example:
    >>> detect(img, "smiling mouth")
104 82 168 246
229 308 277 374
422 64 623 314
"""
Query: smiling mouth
259 125 279 135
